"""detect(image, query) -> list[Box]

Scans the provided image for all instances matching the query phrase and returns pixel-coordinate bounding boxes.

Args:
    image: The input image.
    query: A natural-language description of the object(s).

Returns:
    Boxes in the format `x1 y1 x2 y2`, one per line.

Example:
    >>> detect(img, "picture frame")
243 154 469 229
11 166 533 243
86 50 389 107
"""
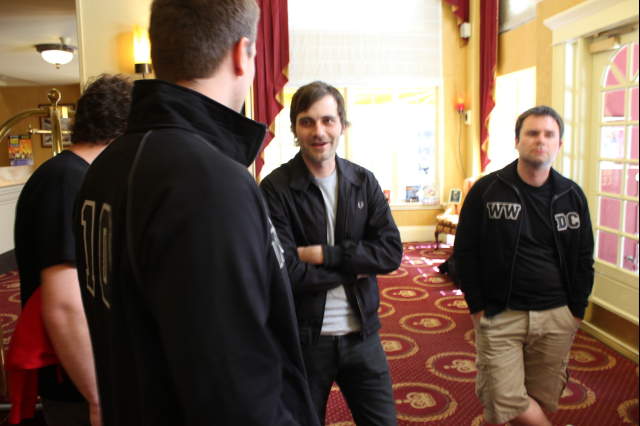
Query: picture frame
448 188 462 204
38 104 74 147
405 185 420 203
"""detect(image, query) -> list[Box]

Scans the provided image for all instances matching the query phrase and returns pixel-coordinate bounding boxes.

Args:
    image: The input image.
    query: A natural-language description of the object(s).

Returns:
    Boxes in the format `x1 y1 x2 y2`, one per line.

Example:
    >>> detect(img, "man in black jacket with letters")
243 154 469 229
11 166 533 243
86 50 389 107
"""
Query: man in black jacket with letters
454 106 594 426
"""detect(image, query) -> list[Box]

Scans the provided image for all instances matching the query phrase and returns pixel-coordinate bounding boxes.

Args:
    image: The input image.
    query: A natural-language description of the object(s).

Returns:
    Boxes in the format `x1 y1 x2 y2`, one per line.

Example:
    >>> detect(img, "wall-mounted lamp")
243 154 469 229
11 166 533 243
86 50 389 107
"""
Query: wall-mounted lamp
455 97 471 125
459 22 471 39
133 26 152 78
35 37 76 69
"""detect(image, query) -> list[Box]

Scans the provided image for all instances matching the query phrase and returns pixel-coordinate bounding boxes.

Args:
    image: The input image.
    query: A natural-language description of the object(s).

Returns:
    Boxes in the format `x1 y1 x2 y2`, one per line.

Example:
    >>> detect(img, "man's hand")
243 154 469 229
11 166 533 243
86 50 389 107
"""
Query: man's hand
297 245 324 265
471 310 484 328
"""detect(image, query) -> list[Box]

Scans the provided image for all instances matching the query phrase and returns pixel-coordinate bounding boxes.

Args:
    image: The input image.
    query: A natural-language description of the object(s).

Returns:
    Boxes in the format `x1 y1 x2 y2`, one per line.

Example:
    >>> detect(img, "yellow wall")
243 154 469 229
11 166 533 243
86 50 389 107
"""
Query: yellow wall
441 3 470 203
498 21 537 76
0 85 81 169
497 0 586 100
392 209 441 227
383 4 469 228
393 2 470 228
536 0 587 105
75 0 152 84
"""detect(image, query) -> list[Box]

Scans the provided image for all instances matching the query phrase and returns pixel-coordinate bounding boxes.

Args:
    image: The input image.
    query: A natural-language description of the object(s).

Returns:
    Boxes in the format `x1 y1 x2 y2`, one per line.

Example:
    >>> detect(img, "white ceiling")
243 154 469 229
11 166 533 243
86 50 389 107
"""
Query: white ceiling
0 0 79 86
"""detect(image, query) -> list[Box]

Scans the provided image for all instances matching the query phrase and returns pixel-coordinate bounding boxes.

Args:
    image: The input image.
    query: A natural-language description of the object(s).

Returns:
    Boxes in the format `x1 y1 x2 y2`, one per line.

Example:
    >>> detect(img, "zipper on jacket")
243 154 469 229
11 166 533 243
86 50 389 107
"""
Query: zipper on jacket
496 173 524 308
549 190 573 292
339 181 366 335
343 186 366 334
351 288 365 336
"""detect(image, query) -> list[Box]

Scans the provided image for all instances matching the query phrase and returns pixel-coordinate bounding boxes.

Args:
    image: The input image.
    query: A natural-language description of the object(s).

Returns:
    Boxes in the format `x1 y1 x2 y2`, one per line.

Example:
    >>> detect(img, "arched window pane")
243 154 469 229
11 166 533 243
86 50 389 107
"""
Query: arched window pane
603 89 625 121
615 46 629 78
631 87 638 121
605 64 620 87
605 46 628 86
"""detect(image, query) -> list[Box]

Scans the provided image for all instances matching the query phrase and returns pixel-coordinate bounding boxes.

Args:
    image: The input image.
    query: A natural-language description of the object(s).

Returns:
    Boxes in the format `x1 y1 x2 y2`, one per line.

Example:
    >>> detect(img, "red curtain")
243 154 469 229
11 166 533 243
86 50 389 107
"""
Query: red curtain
253 0 289 178
443 0 469 23
479 0 498 172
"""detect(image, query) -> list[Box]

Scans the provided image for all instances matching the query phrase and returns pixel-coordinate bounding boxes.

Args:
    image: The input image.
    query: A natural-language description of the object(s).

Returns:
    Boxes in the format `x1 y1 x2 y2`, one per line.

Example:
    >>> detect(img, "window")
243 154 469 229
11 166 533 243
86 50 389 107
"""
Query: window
262 87 439 205
594 42 639 275
262 0 442 206
486 67 536 173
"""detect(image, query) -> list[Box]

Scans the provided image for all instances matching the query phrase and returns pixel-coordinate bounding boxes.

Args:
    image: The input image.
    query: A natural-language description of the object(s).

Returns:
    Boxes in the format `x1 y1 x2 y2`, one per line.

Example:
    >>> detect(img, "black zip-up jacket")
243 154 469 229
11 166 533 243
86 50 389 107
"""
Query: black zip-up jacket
260 153 402 344
453 160 594 319
74 80 318 426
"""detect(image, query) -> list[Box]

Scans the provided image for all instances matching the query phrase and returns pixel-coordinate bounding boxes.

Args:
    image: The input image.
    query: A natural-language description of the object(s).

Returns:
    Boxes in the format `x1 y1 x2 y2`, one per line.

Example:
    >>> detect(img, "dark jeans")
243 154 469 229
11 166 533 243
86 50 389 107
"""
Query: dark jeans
301 331 397 426
41 398 90 426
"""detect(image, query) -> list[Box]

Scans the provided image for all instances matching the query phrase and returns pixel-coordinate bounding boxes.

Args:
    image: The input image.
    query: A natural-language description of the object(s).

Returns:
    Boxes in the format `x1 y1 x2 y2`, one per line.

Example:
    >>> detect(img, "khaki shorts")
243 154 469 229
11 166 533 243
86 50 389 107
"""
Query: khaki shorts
474 306 579 424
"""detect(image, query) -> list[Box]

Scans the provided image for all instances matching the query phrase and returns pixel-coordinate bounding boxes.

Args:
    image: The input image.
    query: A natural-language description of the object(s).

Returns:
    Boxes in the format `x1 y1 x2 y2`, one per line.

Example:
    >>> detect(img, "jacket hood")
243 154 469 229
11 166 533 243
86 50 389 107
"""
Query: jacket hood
126 79 266 167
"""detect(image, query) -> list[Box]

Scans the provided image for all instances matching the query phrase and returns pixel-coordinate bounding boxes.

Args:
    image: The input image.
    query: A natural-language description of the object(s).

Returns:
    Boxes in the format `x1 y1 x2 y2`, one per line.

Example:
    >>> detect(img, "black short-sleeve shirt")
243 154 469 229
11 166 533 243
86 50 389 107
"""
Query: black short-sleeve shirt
14 149 89 401
510 176 567 311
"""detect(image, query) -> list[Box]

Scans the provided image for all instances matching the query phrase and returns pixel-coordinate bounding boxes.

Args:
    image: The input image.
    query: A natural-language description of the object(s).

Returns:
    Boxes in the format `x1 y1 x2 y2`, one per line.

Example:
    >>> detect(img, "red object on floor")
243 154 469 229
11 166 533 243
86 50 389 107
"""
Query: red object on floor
5 286 59 424
1 244 638 425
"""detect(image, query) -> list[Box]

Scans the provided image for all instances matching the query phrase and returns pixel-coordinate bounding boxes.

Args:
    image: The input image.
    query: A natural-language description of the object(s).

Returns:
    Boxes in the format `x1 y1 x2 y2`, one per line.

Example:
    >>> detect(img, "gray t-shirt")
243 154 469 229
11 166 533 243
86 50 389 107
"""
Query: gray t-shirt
314 170 360 335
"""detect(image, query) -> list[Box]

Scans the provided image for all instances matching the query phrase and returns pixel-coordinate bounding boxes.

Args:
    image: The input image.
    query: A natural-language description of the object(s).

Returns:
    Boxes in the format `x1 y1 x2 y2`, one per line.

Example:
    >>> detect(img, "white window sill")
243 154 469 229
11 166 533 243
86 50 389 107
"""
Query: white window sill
390 203 443 211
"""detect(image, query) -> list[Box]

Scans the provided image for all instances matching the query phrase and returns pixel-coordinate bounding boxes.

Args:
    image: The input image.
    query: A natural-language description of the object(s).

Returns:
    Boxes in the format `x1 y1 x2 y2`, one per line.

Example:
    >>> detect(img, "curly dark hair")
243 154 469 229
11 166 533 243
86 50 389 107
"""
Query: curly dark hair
71 74 133 145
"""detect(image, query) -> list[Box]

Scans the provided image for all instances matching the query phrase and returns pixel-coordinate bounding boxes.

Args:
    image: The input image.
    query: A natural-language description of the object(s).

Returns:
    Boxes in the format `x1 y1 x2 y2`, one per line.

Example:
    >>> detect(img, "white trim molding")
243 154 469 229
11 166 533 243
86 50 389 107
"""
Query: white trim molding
398 225 436 243
544 0 638 45
0 184 23 254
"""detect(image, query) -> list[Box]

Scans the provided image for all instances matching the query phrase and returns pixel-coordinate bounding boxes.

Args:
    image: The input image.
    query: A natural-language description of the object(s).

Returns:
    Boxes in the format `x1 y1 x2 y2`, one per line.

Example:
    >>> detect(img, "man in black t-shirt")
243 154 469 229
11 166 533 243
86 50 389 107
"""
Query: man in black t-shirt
14 75 132 426
454 106 594 426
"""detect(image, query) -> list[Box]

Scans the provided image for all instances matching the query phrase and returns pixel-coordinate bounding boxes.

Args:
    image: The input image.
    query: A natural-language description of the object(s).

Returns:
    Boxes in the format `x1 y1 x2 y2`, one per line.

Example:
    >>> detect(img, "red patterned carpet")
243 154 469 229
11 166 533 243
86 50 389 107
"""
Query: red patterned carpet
0 243 638 425
325 242 639 426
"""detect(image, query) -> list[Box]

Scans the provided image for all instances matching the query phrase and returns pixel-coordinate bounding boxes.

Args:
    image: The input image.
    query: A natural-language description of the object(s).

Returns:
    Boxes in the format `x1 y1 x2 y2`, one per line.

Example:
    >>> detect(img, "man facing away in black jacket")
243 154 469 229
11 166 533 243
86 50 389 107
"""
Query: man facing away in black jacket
73 1 318 425
260 81 403 426
454 106 594 426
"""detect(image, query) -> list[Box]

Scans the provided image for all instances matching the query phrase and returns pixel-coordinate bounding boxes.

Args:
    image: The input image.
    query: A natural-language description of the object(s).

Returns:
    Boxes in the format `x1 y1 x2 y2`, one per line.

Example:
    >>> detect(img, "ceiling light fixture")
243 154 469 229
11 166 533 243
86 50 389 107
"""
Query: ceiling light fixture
35 37 76 69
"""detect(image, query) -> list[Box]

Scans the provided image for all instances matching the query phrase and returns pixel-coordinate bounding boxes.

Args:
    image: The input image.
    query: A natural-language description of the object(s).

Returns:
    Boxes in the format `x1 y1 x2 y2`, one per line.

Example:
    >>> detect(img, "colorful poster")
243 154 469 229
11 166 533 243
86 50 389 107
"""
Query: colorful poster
8 135 34 166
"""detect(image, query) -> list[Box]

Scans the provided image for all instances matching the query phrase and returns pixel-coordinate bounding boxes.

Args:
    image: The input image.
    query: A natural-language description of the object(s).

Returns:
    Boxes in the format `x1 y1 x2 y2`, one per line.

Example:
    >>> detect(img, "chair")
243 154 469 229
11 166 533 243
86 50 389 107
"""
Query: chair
434 176 477 248
434 205 459 249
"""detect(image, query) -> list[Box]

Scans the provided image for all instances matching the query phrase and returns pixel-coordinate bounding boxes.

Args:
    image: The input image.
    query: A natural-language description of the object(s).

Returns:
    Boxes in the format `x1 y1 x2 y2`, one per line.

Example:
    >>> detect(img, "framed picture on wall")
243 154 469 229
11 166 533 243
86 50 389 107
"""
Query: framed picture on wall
38 104 74 147
448 188 462 204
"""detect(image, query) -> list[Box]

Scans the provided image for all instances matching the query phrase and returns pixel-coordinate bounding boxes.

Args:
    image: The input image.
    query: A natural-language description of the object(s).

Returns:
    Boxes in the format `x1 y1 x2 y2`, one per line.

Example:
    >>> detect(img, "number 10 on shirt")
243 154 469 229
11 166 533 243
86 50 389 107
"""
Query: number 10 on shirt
80 200 112 309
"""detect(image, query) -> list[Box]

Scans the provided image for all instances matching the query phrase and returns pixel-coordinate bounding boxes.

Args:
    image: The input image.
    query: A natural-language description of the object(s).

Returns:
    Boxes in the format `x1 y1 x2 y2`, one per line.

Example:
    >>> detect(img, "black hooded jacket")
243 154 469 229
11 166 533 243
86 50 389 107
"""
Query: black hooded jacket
453 160 594 319
74 80 318 426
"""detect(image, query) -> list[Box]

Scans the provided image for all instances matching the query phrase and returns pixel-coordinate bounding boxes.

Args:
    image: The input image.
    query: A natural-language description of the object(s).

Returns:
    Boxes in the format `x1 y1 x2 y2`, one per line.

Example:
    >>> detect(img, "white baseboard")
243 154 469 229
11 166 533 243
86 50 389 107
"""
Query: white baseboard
398 226 435 243
0 184 23 254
